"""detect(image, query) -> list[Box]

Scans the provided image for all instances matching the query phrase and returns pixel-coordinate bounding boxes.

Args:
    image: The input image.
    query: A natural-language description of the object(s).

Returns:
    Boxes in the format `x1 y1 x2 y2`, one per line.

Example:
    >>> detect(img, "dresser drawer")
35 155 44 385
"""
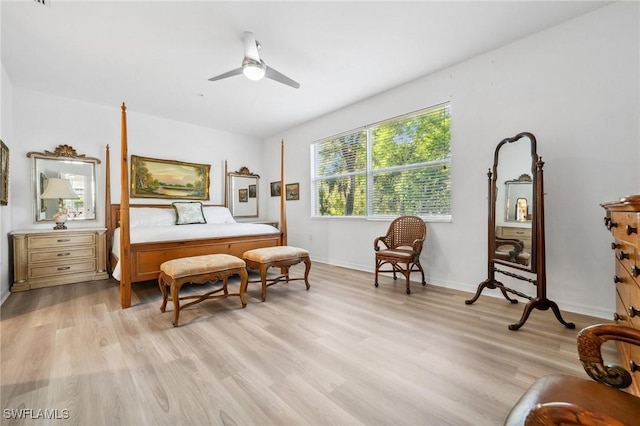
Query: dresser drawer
28 259 97 279
496 226 532 251
612 240 638 278
27 233 96 249
28 246 96 264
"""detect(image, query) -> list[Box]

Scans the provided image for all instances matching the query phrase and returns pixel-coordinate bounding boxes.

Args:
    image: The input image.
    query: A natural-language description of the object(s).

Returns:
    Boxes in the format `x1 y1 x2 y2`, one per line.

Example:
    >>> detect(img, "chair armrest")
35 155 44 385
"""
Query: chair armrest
496 237 524 253
525 402 627 426
412 238 424 254
578 323 640 389
374 236 388 251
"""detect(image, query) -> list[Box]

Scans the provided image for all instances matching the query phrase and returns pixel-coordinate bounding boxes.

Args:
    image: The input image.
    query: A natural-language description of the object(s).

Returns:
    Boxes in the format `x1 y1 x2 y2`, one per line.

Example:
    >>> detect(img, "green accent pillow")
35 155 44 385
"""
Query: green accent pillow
172 201 206 225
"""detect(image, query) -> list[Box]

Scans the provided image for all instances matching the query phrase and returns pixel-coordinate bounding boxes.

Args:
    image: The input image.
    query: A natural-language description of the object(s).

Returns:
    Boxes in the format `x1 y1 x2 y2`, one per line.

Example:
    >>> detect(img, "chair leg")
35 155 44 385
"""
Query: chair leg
374 259 381 287
405 262 411 294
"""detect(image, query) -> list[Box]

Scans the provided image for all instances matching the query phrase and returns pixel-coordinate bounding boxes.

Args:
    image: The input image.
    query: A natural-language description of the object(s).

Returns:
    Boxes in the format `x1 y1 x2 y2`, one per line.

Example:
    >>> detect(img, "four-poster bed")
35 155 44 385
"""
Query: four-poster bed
106 103 288 308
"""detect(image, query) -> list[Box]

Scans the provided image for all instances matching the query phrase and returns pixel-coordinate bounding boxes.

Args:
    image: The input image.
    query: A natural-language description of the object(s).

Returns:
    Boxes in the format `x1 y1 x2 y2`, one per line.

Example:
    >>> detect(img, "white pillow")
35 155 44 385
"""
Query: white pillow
203 206 236 224
129 207 176 228
172 201 206 225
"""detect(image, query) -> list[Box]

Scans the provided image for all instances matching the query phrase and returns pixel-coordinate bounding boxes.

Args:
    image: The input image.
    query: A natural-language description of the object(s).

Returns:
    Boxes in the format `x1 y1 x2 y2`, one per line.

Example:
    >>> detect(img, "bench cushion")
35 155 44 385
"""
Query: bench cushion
160 254 245 279
243 246 309 263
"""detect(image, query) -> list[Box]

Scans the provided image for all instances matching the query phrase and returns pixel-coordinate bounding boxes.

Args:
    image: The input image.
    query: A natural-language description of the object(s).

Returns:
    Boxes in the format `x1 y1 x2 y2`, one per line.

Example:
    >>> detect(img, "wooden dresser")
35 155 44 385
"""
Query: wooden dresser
602 195 640 397
11 228 108 291
496 225 532 252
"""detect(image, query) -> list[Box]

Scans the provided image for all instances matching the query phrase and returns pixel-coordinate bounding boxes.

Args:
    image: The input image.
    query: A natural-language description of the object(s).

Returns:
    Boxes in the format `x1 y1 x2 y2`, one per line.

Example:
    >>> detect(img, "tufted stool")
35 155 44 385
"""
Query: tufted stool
242 246 311 301
158 253 248 326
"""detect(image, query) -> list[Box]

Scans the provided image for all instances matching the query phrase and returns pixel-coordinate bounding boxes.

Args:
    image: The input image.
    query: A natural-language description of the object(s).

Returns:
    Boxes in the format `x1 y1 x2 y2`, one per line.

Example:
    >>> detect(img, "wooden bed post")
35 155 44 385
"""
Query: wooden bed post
105 144 111 274
224 160 228 207
280 140 287 246
120 103 132 308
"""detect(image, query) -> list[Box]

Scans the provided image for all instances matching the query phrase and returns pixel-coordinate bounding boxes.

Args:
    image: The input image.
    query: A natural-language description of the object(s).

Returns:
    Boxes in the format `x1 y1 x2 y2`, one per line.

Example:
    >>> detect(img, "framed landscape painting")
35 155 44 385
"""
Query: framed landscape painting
131 155 210 200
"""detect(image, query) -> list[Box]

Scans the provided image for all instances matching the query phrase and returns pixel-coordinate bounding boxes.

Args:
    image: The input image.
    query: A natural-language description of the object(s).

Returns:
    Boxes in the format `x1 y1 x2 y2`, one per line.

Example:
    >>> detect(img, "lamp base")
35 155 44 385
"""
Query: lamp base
52 211 68 230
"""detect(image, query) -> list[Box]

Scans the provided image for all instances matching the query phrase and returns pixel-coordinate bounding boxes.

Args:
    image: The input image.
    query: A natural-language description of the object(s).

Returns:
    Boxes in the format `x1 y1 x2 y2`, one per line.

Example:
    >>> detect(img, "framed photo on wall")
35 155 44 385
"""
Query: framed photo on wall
286 183 299 201
270 181 281 197
0 140 9 205
130 155 210 200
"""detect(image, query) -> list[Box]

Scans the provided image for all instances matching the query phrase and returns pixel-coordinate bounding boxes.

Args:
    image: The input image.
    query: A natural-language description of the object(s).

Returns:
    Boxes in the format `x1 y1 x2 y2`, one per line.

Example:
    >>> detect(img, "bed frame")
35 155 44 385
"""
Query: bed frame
106 103 287 308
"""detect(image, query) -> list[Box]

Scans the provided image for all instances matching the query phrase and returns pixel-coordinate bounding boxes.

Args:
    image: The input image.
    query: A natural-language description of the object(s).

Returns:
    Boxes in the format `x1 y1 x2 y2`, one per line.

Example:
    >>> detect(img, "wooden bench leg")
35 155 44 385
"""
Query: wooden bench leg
171 281 184 327
303 256 311 290
239 268 248 307
259 264 269 302
159 272 170 313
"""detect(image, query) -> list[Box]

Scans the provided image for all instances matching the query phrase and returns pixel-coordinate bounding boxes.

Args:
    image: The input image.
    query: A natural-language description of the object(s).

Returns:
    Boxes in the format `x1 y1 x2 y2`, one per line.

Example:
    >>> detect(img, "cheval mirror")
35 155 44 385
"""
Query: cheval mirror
465 132 574 330
28 144 100 224
225 163 259 218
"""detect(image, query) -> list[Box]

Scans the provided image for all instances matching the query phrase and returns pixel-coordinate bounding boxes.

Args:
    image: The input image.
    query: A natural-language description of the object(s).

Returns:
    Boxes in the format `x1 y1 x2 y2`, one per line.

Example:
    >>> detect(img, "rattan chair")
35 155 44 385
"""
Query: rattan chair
374 215 426 294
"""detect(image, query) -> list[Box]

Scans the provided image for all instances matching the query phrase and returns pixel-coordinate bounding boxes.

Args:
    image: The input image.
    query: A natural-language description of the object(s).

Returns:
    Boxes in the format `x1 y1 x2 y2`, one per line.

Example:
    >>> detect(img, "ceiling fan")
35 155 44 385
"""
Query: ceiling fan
208 31 300 89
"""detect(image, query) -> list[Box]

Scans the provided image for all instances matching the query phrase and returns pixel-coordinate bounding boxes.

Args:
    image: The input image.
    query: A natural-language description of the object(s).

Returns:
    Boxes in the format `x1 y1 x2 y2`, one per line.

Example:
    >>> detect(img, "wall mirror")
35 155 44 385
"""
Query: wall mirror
226 165 259 218
504 174 532 222
28 145 100 223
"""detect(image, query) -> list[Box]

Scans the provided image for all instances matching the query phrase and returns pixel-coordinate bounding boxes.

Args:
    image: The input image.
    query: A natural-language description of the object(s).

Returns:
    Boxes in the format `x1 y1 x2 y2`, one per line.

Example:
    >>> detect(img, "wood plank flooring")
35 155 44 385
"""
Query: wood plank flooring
0 263 614 426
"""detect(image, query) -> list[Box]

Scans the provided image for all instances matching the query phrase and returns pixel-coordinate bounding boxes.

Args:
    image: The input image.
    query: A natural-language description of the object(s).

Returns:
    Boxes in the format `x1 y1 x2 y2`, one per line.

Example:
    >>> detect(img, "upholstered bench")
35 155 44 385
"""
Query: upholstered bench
242 246 311 301
158 253 248 326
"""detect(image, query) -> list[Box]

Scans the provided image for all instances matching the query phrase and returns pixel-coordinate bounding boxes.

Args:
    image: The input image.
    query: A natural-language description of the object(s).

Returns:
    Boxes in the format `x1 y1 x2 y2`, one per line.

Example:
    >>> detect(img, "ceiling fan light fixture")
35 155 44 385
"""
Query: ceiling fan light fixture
242 58 266 81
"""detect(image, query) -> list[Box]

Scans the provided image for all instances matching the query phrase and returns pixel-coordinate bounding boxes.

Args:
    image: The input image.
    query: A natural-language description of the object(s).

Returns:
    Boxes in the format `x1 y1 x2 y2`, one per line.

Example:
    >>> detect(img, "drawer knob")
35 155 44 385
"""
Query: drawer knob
617 251 629 261
632 265 640 277
611 242 620 250
614 312 627 322
57 252 71 257
626 224 638 235
614 275 622 284
56 238 71 243
629 306 639 317
57 266 71 271
607 220 618 231
630 360 639 373
604 217 611 227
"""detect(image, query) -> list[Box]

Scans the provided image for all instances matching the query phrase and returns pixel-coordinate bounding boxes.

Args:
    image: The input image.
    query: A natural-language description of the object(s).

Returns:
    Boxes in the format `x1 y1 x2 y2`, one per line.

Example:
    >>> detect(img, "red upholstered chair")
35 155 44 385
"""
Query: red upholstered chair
505 323 640 425
374 216 426 294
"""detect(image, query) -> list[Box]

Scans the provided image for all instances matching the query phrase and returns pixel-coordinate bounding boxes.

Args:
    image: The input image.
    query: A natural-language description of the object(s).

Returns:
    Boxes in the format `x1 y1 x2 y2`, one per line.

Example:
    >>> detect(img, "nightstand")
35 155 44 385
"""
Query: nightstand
10 228 108 291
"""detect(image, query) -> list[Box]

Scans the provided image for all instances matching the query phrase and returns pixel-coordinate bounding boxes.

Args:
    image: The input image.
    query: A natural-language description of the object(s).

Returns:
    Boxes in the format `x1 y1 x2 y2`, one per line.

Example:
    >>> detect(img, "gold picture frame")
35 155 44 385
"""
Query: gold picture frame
286 182 299 201
131 155 210 200
0 140 8 205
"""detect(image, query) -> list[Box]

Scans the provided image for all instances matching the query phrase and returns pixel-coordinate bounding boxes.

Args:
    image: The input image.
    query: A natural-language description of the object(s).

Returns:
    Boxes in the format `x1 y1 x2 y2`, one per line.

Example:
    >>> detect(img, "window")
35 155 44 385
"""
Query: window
311 103 451 219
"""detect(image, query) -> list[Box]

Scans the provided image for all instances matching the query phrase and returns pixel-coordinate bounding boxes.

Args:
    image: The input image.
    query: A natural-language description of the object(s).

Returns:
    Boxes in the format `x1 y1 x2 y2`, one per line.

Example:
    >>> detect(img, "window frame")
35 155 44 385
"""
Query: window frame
311 102 451 221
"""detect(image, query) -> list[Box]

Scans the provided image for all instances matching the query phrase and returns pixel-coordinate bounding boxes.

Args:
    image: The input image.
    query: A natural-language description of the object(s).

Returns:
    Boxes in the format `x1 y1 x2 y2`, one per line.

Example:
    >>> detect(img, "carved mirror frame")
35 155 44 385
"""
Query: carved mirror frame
28 144 100 223
225 164 259 218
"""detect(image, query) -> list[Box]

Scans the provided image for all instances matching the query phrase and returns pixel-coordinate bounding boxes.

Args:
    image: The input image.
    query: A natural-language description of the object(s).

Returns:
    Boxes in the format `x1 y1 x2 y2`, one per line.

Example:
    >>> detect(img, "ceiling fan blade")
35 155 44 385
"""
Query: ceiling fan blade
243 31 260 61
265 66 300 89
208 67 243 82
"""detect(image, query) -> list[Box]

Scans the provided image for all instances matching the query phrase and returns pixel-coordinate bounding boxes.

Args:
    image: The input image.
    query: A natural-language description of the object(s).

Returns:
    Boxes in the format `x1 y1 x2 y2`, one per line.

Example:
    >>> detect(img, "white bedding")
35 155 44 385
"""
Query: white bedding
111 222 280 280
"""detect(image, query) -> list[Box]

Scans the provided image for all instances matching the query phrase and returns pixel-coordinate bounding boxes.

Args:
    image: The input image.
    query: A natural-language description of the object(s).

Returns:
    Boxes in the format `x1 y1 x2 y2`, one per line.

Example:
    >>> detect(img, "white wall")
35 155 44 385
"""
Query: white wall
264 2 639 318
1 63 14 304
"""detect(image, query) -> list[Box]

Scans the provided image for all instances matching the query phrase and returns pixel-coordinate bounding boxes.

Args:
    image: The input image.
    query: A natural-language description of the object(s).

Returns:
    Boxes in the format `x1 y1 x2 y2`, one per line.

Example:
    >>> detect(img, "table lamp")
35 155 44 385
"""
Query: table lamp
40 178 78 230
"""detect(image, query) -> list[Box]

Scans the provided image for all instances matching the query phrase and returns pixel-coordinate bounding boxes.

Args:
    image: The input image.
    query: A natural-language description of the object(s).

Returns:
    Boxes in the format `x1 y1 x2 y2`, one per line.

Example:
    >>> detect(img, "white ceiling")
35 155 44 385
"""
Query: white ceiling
2 1 610 139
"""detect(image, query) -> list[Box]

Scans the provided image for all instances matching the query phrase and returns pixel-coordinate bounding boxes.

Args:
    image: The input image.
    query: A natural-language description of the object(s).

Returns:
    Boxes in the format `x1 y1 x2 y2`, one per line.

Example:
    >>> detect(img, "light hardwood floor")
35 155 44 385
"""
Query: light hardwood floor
1 263 614 426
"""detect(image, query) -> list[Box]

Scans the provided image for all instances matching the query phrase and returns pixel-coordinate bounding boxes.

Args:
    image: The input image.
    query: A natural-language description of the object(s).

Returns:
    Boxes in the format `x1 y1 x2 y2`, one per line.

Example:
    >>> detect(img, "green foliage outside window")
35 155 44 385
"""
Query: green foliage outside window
312 104 451 218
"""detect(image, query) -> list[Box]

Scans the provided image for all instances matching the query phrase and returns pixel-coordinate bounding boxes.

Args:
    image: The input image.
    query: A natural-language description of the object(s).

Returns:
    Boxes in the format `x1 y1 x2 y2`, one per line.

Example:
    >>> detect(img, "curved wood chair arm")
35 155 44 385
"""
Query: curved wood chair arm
577 323 640 389
374 236 388 251
412 238 424 254
525 402 627 426
496 237 524 253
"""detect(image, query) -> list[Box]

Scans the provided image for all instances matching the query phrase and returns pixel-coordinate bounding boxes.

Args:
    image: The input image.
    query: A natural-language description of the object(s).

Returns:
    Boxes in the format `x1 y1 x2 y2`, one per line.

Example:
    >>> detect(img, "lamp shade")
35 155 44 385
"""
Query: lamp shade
40 178 78 200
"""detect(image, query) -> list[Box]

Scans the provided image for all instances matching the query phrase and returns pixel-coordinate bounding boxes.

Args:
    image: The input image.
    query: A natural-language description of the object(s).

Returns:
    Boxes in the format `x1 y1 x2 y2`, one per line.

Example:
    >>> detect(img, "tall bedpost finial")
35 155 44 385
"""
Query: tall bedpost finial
280 139 287 246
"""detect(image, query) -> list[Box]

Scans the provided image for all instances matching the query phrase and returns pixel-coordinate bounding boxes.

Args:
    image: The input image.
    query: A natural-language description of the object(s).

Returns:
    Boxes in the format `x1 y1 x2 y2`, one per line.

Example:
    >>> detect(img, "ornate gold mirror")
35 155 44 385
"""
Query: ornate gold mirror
226 164 259 218
465 132 574 331
28 145 100 225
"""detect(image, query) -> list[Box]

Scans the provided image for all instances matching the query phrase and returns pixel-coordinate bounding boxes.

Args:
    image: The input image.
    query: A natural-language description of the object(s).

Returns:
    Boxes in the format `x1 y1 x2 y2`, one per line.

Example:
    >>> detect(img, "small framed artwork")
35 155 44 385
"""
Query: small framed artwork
238 188 248 202
0 140 8 206
270 181 281 197
248 184 256 198
286 183 299 201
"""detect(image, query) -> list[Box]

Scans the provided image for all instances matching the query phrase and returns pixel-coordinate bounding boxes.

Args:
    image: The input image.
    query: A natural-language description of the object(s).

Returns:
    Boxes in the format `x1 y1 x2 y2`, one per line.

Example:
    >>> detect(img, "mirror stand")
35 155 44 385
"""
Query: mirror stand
465 133 574 331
